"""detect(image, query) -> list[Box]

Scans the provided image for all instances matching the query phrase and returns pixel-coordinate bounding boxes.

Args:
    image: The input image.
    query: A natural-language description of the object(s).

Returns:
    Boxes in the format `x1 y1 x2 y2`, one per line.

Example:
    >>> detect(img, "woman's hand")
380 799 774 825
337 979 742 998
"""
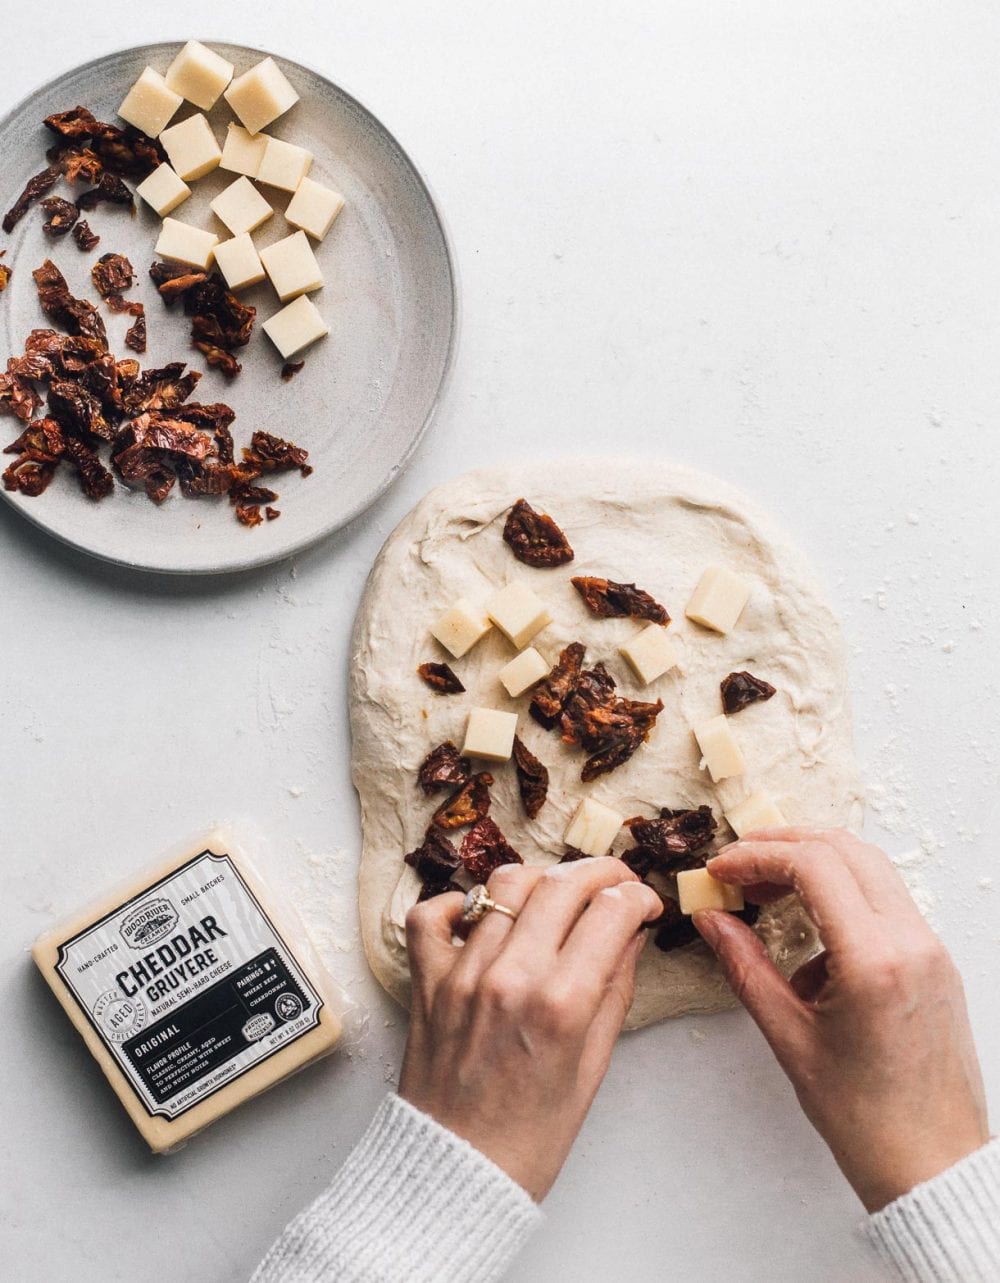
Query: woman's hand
697 827 990 1212
399 857 662 1201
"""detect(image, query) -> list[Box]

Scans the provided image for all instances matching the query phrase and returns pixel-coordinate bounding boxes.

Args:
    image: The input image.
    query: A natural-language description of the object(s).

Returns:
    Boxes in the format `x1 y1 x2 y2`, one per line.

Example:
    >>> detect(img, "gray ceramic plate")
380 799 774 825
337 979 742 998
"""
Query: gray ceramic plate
0 42 456 573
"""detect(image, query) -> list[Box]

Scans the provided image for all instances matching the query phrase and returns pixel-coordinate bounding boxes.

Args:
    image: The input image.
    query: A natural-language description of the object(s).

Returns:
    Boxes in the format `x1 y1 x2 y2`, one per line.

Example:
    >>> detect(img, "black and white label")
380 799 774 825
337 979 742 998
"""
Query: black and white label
55 851 323 1120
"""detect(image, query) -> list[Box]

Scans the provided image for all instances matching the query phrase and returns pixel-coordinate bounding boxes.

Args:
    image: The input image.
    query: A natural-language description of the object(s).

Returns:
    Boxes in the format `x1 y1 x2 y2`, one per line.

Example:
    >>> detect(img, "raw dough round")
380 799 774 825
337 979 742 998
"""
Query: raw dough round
351 460 863 1029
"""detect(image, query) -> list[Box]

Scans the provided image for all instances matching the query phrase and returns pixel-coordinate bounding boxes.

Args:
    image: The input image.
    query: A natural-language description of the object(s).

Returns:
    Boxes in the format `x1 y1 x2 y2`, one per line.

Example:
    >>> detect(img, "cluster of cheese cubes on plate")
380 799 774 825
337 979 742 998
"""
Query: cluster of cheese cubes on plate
118 42 344 361
428 559 786 917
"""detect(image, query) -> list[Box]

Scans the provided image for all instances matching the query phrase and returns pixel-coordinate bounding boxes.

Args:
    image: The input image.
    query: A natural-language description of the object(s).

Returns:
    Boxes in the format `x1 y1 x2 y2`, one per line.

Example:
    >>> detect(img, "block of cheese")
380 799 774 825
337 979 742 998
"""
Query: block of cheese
213 234 267 292
225 56 299 135
429 598 492 659
154 218 218 270
725 792 788 838
685 565 753 634
159 113 223 182
220 123 268 177
486 583 551 649
135 163 191 217
498 647 549 698
256 137 313 193
285 176 345 241
676 867 745 914
117 67 182 138
620 623 680 685
259 230 323 302
463 707 518 762
565 797 624 858
165 40 234 111
261 295 330 360
32 827 344 1154
693 713 745 782
210 175 273 236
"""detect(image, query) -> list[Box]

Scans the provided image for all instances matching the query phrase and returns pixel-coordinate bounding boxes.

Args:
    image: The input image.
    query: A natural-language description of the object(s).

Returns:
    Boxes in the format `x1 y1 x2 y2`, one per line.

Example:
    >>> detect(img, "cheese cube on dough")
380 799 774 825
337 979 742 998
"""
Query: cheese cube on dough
159 113 222 181
220 124 268 177
259 231 323 302
256 137 313 193
210 176 273 236
285 176 345 241
429 598 492 659
462 708 518 762
620 624 680 685
486 583 551 650
725 792 788 838
261 295 329 360
676 867 745 914
224 57 299 135
693 714 745 783
117 67 182 138
685 566 753 635
154 218 218 270
165 40 234 110
498 647 549 698
565 798 624 858
213 234 266 292
135 163 191 217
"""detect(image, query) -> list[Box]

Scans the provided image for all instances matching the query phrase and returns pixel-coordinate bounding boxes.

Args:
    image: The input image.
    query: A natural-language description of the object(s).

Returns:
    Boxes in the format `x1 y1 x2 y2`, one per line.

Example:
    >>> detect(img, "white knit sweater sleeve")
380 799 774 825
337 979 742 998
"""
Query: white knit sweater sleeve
251 1093 542 1283
865 1138 1000 1282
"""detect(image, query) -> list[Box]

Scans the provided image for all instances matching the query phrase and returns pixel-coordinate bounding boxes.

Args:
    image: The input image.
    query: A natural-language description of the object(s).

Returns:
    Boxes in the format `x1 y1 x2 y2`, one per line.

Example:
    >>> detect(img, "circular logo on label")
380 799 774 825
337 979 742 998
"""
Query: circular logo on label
274 993 303 1022
242 1014 276 1042
93 991 146 1043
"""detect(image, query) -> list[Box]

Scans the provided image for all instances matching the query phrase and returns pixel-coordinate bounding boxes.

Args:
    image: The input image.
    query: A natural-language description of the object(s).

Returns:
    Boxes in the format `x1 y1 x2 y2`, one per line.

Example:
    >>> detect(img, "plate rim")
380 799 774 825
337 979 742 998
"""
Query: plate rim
0 39 460 576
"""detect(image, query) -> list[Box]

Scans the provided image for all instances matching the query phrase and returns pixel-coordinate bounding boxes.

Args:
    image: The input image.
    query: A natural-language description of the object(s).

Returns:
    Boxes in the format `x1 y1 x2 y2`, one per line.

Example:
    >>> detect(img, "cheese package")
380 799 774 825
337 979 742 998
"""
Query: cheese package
33 827 348 1153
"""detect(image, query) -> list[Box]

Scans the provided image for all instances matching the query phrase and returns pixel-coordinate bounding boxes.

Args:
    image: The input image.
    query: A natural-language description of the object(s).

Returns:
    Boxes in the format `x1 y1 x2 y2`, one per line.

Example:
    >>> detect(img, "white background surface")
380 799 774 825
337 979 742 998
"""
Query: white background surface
2 3 998 1280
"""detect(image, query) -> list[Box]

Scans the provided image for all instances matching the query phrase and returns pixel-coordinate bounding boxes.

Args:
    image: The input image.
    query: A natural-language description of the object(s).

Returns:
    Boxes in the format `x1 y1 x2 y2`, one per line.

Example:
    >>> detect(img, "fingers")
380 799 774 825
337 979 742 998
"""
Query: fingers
577 931 647 1088
504 856 642 963
406 890 467 996
446 863 546 988
694 910 810 1066
559 881 662 1005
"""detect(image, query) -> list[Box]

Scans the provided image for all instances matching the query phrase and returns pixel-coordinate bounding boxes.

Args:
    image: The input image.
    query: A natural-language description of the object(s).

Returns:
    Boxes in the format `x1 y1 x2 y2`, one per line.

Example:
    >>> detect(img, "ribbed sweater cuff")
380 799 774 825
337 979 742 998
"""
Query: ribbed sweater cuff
865 1138 1000 1282
251 1093 543 1283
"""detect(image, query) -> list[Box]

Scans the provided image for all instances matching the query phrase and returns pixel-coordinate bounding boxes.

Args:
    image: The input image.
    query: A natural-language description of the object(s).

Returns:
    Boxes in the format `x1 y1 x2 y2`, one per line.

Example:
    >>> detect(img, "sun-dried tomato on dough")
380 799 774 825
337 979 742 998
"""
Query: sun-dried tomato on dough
417 662 465 695
512 735 548 819
432 772 493 829
623 806 717 875
459 817 523 881
529 641 585 729
571 576 670 624
40 197 80 237
720 670 776 715
502 498 574 567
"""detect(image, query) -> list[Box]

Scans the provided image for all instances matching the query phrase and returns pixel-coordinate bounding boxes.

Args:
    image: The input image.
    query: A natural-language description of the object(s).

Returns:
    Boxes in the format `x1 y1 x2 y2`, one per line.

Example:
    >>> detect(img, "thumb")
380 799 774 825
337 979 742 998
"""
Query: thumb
695 910 810 1067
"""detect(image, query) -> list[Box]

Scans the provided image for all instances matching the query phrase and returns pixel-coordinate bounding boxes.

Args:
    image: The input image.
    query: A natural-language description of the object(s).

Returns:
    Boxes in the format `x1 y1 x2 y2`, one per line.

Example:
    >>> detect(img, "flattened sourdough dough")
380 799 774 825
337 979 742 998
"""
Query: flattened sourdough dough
351 461 863 1029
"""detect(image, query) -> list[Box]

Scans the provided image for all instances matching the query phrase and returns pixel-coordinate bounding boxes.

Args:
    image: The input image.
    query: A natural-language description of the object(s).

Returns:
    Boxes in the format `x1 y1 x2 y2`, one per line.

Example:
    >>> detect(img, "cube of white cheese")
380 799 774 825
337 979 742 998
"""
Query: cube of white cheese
117 67 182 138
259 231 323 302
220 124 268 177
213 234 267 292
463 707 518 762
686 566 753 635
261 295 330 360
154 218 219 270
165 40 234 110
676 867 745 915
159 113 222 181
135 163 191 217
498 647 549 698
620 624 680 685
429 598 492 659
486 583 551 650
565 798 624 858
693 714 745 783
210 176 273 236
285 176 345 241
725 792 788 838
224 56 299 135
256 137 313 193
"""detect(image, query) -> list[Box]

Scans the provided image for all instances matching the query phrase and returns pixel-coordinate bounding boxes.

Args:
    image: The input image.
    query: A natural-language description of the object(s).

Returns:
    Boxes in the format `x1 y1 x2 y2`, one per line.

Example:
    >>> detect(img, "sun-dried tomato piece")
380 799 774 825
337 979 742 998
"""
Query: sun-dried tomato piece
44 107 100 139
281 360 304 381
512 735 548 819
0 262 10 292
40 197 80 237
503 497 574 567
150 261 209 302
417 662 465 695
242 430 311 477
236 504 264 527
459 817 523 881
721 671 776 715
194 341 241 378
571 576 670 624
72 219 100 251
265 506 281 521
174 275 255 361
0 366 42 422
122 362 201 414
63 435 113 500
559 847 592 864
76 172 134 211
3 165 60 233
48 379 111 441
1 417 66 496
432 772 493 829
405 827 461 896
124 309 147 354
581 727 646 782
529 641 585 729
624 806 717 874
92 253 134 299
2 455 58 496
54 147 104 186
651 896 701 952
32 260 107 347
93 126 161 179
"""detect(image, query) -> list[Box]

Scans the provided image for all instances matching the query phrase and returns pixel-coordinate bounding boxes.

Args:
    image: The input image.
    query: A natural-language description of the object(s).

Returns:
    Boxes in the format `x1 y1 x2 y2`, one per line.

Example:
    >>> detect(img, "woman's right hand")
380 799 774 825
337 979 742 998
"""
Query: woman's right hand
696 828 990 1212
